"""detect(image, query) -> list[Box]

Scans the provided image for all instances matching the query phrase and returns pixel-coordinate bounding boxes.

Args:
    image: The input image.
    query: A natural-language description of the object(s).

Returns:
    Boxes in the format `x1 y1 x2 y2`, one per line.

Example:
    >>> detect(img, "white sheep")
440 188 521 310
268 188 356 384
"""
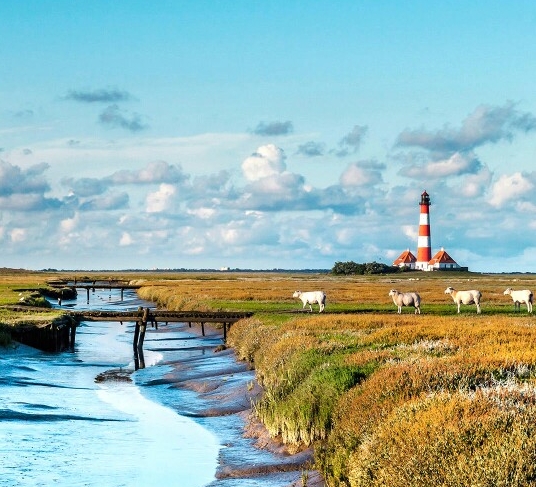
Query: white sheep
445 287 482 314
293 290 326 313
504 288 533 313
388 289 421 314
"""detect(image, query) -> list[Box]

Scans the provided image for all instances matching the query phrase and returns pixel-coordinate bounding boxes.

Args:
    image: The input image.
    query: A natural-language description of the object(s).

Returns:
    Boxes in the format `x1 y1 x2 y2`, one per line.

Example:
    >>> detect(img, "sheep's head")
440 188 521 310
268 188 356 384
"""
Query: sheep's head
504 288 512 295
445 287 454 295
388 289 398 297
292 291 301 298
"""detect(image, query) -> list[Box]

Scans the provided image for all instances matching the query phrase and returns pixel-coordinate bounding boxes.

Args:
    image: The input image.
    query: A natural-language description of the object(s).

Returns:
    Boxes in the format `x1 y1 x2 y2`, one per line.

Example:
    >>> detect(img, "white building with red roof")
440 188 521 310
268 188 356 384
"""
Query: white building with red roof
393 249 417 269
393 246 462 271
428 247 461 270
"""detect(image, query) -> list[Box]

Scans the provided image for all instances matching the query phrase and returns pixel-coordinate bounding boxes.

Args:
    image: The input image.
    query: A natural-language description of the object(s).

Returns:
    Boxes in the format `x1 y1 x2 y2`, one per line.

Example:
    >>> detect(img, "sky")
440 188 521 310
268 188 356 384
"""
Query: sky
1 1 536 272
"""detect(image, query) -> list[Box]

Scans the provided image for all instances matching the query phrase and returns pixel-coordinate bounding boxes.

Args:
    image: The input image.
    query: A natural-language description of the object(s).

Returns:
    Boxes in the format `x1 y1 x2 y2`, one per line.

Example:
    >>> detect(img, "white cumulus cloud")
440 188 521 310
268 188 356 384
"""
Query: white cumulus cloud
489 172 533 208
340 161 384 187
120 232 133 246
10 228 26 242
146 183 177 213
60 216 78 233
241 144 286 181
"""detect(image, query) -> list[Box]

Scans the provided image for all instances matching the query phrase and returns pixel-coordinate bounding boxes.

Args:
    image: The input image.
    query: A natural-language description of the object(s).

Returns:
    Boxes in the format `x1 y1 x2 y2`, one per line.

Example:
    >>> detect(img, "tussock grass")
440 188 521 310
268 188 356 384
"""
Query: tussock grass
3 270 536 485
132 272 536 486
348 390 536 487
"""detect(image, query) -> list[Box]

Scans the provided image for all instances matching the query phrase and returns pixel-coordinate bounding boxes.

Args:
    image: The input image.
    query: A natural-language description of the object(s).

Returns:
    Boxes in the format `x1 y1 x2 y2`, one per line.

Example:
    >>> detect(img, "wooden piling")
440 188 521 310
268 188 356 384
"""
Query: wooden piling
133 322 140 351
137 308 149 350
138 322 146 350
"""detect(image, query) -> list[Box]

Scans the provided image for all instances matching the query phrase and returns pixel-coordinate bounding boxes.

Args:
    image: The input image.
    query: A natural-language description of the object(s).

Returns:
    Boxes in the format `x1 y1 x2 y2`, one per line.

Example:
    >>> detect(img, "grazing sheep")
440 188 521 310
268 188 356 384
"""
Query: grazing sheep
504 288 533 313
293 290 326 313
388 289 421 314
444 287 482 314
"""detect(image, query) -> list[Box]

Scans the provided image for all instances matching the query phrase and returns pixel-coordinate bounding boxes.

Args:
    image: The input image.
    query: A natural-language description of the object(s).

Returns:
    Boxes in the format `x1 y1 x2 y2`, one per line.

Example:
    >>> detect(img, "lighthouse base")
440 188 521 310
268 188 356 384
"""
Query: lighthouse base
415 261 432 271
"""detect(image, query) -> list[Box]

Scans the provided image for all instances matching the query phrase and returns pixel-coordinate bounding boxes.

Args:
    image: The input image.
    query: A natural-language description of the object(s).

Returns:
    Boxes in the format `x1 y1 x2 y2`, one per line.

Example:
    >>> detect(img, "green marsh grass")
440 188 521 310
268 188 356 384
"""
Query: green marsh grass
3 269 536 485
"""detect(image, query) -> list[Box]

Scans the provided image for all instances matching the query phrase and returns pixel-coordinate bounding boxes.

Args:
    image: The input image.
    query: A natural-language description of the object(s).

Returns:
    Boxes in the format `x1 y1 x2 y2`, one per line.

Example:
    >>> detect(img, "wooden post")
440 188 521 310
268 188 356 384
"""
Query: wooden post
138 308 149 351
120 288 124 301
86 288 90 304
223 323 227 342
133 306 144 350
134 347 145 370
201 322 205 336
133 322 140 351
138 322 146 350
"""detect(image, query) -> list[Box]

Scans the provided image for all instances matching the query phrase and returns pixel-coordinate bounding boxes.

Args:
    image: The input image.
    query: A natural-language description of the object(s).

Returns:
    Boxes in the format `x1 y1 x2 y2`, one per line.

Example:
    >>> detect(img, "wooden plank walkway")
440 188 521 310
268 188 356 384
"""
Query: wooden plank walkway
3 305 253 353
50 283 142 302
67 309 253 341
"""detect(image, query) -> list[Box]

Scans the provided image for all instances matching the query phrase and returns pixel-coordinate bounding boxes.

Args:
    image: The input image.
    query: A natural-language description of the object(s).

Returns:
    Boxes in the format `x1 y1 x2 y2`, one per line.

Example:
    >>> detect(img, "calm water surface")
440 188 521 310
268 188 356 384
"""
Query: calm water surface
0 289 220 487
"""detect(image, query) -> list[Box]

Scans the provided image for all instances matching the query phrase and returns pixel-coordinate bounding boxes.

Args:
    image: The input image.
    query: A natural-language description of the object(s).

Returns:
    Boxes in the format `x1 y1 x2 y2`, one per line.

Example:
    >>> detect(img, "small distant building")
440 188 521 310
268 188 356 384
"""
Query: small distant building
428 247 461 270
393 249 417 269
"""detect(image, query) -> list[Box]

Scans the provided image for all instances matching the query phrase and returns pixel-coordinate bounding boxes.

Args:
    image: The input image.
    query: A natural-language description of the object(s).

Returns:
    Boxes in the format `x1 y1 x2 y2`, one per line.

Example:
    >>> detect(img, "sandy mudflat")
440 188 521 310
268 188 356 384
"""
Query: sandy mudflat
144 321 325 487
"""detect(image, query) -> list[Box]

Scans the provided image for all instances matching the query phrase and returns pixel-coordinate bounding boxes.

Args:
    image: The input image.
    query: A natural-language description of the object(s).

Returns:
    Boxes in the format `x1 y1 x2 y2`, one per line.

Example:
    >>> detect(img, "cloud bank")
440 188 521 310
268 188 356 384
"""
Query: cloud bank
1 102 535 272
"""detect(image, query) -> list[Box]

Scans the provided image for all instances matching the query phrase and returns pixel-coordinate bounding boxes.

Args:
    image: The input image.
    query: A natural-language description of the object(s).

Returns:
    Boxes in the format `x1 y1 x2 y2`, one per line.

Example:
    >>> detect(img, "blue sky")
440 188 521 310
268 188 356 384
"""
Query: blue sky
1 1 536 271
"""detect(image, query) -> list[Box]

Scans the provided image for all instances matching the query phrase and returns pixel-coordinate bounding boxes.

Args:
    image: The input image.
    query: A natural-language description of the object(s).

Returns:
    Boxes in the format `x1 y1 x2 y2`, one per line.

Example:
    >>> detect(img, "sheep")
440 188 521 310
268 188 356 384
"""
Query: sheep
504 288 533 313
444 287 482 314
293 290 326 313
388 289 421 314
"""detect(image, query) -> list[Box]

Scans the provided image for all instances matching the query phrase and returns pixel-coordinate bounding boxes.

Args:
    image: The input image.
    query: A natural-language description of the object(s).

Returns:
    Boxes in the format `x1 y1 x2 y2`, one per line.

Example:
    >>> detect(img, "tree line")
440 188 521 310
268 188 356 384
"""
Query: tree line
331 260 404 275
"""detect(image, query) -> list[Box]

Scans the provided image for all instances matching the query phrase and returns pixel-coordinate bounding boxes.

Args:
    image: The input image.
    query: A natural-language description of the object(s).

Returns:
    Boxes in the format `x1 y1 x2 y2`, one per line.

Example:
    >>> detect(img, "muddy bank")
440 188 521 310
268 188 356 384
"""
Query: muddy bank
137 320 325 487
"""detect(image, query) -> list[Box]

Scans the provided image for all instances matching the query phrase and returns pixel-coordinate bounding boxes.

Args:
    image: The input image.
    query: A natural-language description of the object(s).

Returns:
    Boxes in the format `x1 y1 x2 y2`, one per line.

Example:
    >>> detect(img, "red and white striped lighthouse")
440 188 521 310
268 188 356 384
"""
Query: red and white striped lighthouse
416 190 431 270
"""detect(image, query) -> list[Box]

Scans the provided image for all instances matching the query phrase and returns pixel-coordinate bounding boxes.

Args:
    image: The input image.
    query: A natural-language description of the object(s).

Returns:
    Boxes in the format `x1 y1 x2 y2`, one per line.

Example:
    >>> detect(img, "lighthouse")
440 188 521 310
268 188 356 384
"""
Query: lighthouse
415 190 431 271
392 189 467 271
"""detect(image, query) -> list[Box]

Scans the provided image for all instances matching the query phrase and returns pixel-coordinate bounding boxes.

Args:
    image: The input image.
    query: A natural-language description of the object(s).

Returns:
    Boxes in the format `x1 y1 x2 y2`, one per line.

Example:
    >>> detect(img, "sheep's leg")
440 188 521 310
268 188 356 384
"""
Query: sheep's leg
476 303 481 314
457 303 461 313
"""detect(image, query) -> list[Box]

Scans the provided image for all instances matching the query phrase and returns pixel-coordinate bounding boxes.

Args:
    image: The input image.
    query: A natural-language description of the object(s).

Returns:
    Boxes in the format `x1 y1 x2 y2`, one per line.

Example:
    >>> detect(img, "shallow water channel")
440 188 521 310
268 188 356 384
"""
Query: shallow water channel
0 287 304 487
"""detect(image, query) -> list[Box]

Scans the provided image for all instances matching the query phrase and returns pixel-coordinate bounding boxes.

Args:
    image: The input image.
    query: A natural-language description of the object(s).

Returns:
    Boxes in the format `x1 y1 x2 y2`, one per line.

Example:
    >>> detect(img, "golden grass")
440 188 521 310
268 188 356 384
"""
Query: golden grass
3 269 536 486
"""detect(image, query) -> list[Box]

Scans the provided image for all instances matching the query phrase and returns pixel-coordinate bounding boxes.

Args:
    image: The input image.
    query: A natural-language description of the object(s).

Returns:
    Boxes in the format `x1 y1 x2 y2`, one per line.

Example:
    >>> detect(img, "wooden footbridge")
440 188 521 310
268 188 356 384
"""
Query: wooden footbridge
48 279 142 303
4 304 253 359
69 308 253 369
68 308 253 344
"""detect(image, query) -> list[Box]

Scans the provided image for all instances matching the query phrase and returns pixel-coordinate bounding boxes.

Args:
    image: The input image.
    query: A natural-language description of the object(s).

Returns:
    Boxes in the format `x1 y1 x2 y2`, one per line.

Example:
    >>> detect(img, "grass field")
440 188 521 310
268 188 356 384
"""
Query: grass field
136 270 536 487
2 269 536 486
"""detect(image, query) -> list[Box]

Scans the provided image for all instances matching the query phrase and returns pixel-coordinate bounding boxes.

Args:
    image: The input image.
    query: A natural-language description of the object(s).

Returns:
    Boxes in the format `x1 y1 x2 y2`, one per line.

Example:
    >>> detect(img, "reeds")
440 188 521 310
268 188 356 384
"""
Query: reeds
4 270 536 485
229 311 536 486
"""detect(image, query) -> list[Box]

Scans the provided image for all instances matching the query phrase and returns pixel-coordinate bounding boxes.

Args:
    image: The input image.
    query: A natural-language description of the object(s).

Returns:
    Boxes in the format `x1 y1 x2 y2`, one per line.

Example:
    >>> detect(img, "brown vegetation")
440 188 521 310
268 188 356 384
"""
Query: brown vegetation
134 271 536 486
4 270 536 486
